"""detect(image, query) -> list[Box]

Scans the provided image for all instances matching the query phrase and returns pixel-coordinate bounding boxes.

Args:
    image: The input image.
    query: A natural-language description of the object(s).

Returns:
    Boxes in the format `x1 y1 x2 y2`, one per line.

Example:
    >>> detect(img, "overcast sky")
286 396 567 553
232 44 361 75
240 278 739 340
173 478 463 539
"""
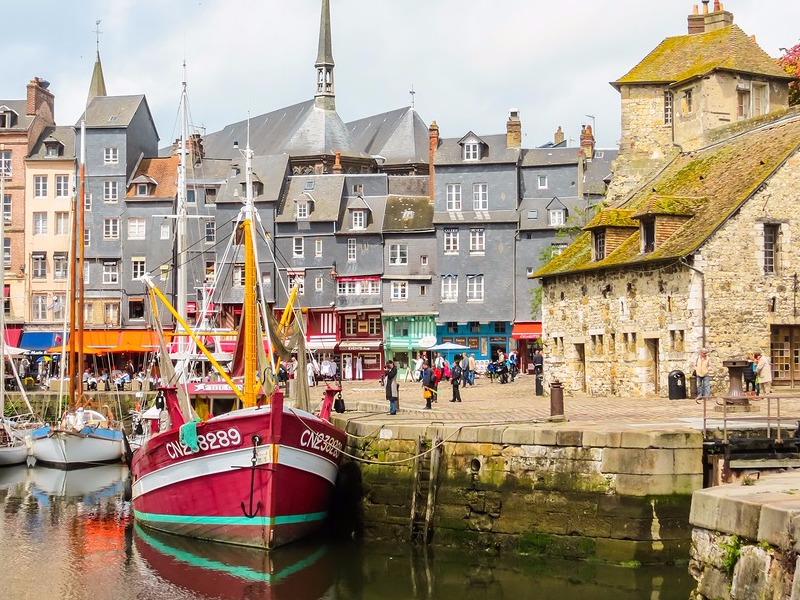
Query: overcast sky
4 0 799 150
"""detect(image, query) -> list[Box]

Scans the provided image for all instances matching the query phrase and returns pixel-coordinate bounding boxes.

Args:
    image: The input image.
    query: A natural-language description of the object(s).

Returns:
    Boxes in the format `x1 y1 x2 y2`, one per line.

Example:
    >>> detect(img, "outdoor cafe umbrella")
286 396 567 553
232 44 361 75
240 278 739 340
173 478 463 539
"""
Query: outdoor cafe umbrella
425 341 470 363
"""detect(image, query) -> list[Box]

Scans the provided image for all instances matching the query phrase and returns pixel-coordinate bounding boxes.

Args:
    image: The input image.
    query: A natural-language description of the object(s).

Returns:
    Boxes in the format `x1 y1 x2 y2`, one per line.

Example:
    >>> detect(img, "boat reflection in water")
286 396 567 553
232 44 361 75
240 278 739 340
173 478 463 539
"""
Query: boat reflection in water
134 524 335 599
29 463 129 502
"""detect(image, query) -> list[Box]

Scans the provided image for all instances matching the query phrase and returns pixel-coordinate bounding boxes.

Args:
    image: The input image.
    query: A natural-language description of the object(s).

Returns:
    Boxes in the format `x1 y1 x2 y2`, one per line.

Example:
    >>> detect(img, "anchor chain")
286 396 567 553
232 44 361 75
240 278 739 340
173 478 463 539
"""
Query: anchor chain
241 433 263 519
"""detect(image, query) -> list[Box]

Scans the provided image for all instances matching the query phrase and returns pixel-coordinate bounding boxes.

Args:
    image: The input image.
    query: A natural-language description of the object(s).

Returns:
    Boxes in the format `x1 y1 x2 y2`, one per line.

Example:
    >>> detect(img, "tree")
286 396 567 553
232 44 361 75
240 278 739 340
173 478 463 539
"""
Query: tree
779 43 800 106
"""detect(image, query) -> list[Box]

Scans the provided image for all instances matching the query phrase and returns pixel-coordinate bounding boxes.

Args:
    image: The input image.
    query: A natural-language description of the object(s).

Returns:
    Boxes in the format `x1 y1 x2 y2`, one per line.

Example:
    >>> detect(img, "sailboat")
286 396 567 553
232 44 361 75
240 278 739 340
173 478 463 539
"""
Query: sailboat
28 121 126 468
130 92 348 549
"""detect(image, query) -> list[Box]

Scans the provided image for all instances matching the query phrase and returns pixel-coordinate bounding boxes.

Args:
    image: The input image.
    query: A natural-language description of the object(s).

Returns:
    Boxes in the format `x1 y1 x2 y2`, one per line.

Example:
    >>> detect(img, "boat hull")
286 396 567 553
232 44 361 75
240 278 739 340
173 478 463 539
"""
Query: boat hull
131 405 346 550
0 443 28 466
30 425 125 468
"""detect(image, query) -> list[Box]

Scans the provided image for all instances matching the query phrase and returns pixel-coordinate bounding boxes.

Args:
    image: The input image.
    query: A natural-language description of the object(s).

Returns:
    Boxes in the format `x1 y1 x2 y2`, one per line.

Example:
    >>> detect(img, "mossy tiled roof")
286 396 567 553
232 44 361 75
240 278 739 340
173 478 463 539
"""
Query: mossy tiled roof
583 209 638 230
630 195 699 218
536 115 800 278
613 25 792 87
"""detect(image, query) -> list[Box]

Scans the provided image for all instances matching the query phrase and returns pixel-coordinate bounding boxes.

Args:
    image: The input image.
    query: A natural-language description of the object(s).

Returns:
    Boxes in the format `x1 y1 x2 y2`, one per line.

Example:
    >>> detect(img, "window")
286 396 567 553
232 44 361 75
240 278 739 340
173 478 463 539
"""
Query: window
233 264 245 286
55 175 69 198
336 279 380 296
315 238 323 258
682 89 693 114
351 210 366 230
52 293 65 320
104 147 118 164
132 258 146 280
441 275 458 301
347 238 356 262
352 183 363 194
84 228 91 247
391 281 408 300
102 261 119 284
293 236 304 258
389 244 408 265
315 277 323 292
420 255 428 266
84 192 92 212
0 150 10 177
205 221 216 243
296 201 309 219
129 298 145 320
104 302 120 326
32 254 46 278
32 294 47 321
103 180 118 202
494 321 506 334
396 320 410 336
470 321 481 333
34 175 47 198
593 230 606 260
304 180 315 191
2 194 9 222
3 237 9 270
664 90 673 125
84 301 94 324
55 211 69 235
160 265 169 282
444 229 459 253
537 175 548 190
470 228 485 254
753 83 768 117
447 322 458 334
33 212 47 235
738 89 751 119
136 183 148 196
527 210 538 219
54 254 68 279
128 217 146 240
446 184 461 211
161 222 170 240
344 315 357 336
642 220 655 253
764 224 779 274
548 209 565 226
368 315 381 335
288 273 305 295
205 261 216 283
186 189 196 204
463 143 479 161
84 262 90 285
419 284 428 296
472 183 488 210
104 217 120 240
466 275 484 302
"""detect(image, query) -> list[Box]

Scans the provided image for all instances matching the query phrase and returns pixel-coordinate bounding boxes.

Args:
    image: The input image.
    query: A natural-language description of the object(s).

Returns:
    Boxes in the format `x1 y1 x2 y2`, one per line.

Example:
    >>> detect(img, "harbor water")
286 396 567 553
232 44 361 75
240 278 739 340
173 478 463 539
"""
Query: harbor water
0 464 695 599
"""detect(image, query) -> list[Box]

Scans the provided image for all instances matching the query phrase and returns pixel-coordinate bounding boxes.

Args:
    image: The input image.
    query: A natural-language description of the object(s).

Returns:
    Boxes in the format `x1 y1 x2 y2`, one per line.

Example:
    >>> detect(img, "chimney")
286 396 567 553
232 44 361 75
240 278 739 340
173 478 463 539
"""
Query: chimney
689 0 733 33
688 4 705 34
506 109 522 148
26 77 55 118
332 150 342 174
554 126 565 145
429 121 439 202
580 124 595 160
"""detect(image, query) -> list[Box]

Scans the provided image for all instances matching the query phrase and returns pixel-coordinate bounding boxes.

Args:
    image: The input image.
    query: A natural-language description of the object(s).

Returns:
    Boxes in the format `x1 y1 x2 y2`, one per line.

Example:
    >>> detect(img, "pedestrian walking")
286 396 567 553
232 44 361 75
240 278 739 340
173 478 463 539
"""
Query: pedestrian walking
450 356 462 402
693 348 711 399
755 351 772 396
421 361 433 410
384 360 399 415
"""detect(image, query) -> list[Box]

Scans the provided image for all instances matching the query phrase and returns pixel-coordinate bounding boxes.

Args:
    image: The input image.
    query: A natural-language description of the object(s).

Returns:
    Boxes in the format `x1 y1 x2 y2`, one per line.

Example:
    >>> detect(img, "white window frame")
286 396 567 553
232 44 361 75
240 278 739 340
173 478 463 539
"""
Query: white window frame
84 228 91 247
2 193 10 222
161 222 170 240
288 273 305 295
136 183 148 196
548 209 565 226
32 255 46 278
205 221 216 243
32 294 48 321
470 228 485 254
0 150 10 178
347 238 356 262
296 201 309 219
351 210 366 230
446 184 461 211
34 175 48 198
131 258 146 280
103 180 118 202
103 217 120 240
315 277 323 292
104 147 119 165
538 175 548 190
55 174 70 198
467 275 484 302
55 211 69 235
52 293 65 320
33 212 47 235
104 302 120 326
391 281 408 301
315 238 323 258
463 143 479 161
473 183 488 210
444 229 459 254
54 255 68 279
102 262 119 285
127 217 146 240
389 243 408 265
292 236 304 258
441 276 458 302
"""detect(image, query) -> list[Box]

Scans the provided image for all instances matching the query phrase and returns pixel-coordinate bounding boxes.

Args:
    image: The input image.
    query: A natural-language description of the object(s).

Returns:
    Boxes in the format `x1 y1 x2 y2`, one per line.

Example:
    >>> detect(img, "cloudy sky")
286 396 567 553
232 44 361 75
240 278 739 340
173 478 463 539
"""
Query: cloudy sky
4 0 799 149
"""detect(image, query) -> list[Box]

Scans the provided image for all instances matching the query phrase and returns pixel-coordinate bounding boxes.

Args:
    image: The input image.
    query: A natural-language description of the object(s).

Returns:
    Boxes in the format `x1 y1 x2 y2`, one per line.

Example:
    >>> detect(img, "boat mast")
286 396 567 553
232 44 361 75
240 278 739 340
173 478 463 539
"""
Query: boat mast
69 123 87 402
175 67 189 359
0 144 5 411
241 129 258 405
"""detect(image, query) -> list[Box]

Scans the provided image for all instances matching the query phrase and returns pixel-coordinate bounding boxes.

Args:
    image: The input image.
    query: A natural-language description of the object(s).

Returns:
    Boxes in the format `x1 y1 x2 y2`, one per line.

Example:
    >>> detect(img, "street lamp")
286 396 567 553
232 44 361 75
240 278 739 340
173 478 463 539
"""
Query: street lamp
327 260 338 281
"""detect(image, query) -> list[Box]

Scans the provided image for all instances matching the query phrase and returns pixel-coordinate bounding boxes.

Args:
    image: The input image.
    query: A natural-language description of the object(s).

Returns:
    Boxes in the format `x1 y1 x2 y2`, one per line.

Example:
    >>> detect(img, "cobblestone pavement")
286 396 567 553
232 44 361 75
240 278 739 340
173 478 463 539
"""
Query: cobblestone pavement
330 373 800 431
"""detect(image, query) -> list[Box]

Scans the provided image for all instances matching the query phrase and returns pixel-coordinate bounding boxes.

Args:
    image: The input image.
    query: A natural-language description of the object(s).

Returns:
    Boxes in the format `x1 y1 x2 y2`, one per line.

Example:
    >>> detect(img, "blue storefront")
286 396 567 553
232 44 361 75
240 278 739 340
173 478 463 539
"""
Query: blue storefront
433 321 510 363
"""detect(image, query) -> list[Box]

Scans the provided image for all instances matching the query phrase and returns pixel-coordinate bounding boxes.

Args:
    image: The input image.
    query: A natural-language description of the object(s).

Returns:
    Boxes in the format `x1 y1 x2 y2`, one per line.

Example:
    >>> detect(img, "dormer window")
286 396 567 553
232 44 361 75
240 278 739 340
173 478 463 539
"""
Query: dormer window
0 106 17 129
463 143 480 161
296 200 309 219
548 209 565 226
44 137 64 158
593 230 606 261
642 218 655 253
136 183 149 196
352 209 366 230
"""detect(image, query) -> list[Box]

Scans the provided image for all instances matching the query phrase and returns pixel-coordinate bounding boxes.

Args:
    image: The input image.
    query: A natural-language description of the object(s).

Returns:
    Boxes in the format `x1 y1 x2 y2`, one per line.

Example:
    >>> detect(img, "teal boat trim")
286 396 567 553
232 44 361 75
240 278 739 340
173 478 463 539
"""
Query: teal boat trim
133 508 328 527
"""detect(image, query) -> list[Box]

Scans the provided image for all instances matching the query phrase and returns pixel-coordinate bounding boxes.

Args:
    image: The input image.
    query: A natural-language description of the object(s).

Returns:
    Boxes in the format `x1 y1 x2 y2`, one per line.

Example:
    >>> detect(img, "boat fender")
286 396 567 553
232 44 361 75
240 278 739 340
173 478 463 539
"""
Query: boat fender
334 391 346 413
154 393 165 411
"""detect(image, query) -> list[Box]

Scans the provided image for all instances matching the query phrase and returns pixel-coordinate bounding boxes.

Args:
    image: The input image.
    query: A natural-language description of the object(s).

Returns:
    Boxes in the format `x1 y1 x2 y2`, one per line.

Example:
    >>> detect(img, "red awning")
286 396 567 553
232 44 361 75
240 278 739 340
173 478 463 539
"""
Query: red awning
4 327 22 347
511 322 542 340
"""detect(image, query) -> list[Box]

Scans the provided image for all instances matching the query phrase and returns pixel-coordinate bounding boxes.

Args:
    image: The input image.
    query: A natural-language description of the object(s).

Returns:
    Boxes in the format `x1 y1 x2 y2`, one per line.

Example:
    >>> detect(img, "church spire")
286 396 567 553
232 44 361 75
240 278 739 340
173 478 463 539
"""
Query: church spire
314 0 335 110
86 20 107 106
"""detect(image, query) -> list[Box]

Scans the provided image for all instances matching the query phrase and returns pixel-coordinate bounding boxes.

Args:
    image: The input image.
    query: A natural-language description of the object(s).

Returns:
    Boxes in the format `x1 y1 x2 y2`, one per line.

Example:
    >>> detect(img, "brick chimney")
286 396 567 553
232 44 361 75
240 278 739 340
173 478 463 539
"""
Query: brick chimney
554 126 565 145
688 1 733 34
26 77 55 119
506 109 522 148
429 121 439 202
580 124 595 159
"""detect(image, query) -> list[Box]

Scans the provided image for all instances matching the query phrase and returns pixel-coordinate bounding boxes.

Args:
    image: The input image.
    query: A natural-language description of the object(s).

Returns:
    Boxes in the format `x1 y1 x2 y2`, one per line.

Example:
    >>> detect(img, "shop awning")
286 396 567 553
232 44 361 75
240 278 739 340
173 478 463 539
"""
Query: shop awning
306 337 337 351
19 331 59 352
45 329 162 353
4 327 22 348
116 329 161 352
336 339 382 352
511 322 542 340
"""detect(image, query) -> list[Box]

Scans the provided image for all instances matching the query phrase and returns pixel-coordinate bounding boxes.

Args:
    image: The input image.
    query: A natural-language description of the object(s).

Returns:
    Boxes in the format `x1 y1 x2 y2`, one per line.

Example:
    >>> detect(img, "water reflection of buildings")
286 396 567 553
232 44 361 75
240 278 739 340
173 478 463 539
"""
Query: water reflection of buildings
134 524 336 599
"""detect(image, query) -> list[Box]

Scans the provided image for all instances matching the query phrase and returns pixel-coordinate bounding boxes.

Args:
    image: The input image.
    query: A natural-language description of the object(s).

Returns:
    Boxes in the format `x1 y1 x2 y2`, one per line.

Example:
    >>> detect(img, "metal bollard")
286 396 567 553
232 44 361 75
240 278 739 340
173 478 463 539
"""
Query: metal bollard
549 379 565 421
535 372 544 396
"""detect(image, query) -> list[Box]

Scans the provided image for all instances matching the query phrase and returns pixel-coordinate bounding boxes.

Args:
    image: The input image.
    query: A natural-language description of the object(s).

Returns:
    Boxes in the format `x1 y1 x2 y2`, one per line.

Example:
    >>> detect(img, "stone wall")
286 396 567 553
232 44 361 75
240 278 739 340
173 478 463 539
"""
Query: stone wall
338 417 703 564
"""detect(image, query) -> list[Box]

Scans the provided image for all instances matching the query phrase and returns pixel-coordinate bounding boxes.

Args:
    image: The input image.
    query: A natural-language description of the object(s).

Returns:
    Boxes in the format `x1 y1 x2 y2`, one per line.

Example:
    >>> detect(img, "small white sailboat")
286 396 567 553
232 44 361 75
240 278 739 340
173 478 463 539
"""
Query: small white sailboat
29 121 125 468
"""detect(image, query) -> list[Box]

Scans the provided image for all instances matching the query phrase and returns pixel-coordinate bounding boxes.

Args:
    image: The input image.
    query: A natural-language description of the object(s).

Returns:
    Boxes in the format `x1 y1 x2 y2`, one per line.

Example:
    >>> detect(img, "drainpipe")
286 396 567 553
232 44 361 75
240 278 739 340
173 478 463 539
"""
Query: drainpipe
680 256 706 348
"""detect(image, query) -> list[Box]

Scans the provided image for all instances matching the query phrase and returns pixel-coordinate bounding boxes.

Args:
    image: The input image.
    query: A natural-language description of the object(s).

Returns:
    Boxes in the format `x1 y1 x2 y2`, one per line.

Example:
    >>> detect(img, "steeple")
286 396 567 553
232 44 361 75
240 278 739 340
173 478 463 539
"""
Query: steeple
314 0 335 110
87 20 107 106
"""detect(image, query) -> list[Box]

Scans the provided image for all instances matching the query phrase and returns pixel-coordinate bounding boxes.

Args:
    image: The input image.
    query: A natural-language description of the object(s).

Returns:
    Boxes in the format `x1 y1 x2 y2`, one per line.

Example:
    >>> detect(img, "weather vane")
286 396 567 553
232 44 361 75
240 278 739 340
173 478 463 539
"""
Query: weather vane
93 19 102 53
409 85 415 110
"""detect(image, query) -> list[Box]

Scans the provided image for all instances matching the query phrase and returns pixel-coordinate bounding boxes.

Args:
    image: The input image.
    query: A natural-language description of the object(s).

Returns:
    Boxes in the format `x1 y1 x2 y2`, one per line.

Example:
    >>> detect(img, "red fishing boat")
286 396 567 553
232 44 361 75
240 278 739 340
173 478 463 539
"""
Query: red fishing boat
130 95 347 549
